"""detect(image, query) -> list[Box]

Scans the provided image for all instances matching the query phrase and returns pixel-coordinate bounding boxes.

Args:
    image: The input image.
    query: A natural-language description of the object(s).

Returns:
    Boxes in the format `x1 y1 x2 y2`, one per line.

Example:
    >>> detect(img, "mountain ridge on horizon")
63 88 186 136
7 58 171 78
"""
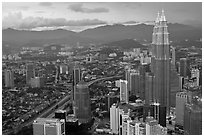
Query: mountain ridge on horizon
2 23 202 54
2 22 200 33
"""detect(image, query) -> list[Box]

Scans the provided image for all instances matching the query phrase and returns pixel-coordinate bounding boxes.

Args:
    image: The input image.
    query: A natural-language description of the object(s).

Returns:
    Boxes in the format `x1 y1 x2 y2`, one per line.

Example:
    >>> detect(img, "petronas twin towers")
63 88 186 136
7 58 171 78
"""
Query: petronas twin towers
151 10 171 119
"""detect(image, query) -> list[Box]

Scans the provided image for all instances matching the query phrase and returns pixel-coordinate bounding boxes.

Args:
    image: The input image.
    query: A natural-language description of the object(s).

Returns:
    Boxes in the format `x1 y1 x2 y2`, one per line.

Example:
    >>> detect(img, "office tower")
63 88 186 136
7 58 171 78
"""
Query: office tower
145 72 155 105
180 58 190 78
110 104 120 134
191 68 200 86
130 70 140 96
55 65 60 83
150 10 171 126
105 92 119 111
72 65 81 101
125 68 131 92
121 114 131 135
183 103 202 135
74 81 91 123
26 63 35 85
4 69 14 88
175 92 187 126
145 117 167 135
139 64 150 100
171 46 176 67
33 118 65 135
118 80 128 104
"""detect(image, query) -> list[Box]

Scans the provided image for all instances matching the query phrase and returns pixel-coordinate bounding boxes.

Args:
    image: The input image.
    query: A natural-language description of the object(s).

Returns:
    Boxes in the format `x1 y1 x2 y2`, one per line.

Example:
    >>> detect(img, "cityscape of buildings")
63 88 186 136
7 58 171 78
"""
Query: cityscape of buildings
2 2 202 135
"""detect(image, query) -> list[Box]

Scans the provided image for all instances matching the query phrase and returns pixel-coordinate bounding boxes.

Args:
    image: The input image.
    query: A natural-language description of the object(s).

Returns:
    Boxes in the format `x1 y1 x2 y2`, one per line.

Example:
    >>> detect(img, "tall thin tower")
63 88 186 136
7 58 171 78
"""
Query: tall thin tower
151 10 171 126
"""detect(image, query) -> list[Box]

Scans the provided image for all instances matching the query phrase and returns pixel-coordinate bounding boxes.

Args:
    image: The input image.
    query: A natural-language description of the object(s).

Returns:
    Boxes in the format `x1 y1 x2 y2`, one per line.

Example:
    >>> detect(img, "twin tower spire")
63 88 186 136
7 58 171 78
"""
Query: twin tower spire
152 10 169 45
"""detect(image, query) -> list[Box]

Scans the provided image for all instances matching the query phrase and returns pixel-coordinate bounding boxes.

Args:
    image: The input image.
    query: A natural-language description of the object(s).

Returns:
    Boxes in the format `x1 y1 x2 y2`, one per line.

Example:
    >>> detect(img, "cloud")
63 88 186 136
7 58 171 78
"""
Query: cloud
3 12 107 30
39 2 52 7
120 2 142 9
35 11 45 14
68 3 109 13
18 6 29 10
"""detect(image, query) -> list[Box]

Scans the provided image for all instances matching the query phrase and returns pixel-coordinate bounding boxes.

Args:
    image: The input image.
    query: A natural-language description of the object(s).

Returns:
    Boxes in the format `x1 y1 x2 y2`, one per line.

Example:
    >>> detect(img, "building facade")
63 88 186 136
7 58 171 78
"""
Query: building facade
4 69 14 88
33 118 65 135
74 81 91 123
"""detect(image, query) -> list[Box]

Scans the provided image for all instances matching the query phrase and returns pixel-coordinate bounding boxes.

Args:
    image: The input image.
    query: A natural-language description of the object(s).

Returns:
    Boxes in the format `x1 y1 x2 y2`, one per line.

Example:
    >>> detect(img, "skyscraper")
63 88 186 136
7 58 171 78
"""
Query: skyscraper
74 81 91 123
171 46 176 67
125 67 131 93
26 63 35 85
175 92 187 126
33 118 65 135
191 68 200 86
110 104 120 134
183 103 202 135
179 58 191 78
72 65 81 101
144 72 155 105
118 80 128 104
4 69 14 88
151 10 171 123
130 70 140 96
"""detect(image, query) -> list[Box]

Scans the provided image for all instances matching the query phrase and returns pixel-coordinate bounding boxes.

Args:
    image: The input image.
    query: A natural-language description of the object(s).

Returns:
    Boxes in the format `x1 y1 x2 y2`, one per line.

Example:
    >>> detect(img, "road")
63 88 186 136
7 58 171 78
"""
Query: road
6 75 122 135
87 75 123 86
9 94 71 135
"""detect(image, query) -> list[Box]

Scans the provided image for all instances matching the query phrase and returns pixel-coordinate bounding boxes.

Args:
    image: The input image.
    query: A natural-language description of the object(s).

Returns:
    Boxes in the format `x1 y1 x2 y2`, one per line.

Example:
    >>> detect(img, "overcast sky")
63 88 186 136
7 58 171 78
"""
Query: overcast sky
2 2 202 31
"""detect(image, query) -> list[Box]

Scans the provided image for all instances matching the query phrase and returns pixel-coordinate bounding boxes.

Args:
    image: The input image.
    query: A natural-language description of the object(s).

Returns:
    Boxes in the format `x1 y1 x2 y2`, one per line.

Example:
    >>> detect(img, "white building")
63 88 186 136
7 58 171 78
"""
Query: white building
33 118 65 135
118 80 128 103
176 92 187 126
191 68 200 86
110 104 120 134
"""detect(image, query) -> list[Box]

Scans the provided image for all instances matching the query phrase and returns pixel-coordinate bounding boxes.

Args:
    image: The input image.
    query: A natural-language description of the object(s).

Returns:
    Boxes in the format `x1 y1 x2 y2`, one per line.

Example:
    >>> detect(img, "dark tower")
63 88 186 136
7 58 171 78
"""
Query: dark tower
26 63 35 85
74 81 91 123
72 65 81 101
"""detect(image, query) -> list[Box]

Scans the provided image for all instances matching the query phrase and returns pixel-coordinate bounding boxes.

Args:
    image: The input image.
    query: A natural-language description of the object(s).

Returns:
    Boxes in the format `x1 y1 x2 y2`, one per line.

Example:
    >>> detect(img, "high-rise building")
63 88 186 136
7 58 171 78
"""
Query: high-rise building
72 65 81 101
150 10 171 126
144 72 155 105
33 118 65 135
130 71 140 96
121 113 130 135
139 64 150 100
175 92 187 126
110 104 120 134
125 68 131 92
191 68 200 86
171 46 176 67
4 69 14 88
74 81 91 123
145 116 167 135
118 80 128 104
26 63 35 85
105 92 119 111
183 103 202 135
179 58 191 78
